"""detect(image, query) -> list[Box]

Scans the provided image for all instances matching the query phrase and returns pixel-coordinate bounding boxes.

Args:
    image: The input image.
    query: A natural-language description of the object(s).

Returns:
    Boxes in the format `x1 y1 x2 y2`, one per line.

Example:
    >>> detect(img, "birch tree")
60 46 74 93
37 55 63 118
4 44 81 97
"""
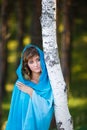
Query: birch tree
41 0 73 129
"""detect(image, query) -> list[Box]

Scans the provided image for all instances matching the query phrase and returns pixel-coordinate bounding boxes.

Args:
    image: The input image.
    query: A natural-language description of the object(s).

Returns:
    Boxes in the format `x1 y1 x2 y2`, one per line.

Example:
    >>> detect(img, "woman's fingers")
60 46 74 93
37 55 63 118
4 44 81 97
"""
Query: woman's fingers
16 81 26 92
16 81 30 93
16 81 25 87
16 81 33 97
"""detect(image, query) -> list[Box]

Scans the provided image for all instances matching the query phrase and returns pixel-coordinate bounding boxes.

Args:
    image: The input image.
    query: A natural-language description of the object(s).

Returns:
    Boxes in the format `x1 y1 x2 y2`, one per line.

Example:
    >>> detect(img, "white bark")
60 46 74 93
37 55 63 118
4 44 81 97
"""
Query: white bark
41 0 73 130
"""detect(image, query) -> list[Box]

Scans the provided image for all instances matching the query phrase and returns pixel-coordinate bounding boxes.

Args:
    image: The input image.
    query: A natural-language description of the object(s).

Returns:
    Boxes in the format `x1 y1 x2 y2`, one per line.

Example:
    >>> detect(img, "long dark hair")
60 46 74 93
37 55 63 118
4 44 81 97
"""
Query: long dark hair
22 47 39 80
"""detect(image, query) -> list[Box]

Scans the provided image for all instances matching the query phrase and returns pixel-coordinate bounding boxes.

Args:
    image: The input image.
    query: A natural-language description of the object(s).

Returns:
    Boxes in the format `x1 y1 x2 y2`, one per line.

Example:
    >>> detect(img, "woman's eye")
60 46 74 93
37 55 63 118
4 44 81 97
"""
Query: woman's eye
37 58 40 61
36 58 40 62
28 60 33 64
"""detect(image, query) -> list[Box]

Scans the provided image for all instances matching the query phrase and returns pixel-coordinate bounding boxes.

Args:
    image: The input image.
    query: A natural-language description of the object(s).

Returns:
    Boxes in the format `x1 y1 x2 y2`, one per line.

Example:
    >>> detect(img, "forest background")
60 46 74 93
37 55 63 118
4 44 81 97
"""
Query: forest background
0 0 87 130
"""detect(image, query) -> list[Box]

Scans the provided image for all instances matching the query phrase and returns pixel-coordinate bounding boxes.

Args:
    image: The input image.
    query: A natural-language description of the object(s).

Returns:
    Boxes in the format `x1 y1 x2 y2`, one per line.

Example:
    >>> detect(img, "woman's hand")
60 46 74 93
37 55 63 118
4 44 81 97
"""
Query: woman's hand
16 81 33 97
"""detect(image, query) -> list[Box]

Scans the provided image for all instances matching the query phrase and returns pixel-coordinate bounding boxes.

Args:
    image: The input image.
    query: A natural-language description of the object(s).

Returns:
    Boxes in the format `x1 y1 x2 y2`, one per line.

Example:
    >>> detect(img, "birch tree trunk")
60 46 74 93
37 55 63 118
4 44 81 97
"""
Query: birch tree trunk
41 0 73 129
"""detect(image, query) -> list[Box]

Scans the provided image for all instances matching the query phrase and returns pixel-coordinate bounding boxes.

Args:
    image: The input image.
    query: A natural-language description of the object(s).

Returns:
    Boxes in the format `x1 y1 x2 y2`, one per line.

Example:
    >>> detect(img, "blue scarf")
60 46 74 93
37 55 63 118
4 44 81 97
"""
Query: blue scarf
6 44 54 130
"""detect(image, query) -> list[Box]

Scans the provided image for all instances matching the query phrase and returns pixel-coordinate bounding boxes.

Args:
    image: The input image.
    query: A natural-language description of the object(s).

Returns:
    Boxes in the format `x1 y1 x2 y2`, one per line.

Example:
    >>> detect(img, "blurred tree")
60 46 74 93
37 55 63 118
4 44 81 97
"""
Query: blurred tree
16 0 28 66
30 0 42 49
17 0 26 51
0 0 9 124
60 0 73 87
1 0 9 95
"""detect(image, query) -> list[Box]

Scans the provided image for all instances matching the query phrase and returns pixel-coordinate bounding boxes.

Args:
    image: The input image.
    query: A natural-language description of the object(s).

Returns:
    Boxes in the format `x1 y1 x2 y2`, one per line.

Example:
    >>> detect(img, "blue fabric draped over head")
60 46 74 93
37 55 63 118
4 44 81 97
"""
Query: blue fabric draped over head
6 44 54 130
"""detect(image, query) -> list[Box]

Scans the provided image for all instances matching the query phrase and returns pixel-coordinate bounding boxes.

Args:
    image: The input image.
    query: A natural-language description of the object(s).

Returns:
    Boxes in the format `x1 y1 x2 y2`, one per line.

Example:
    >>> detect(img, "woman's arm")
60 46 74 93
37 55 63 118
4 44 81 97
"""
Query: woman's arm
16 81 33 97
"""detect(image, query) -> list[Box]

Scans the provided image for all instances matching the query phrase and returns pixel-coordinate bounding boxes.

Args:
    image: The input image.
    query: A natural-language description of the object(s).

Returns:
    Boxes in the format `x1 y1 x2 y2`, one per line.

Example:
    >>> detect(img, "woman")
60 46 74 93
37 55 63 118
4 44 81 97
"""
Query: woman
6 44 54 130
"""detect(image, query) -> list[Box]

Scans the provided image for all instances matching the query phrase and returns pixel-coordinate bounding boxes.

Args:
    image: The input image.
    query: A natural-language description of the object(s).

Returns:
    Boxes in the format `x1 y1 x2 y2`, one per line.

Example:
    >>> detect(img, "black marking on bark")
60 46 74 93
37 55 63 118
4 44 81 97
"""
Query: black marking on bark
64 85 67 92
41 0 56 27
42 0 55 14
69 116 73 125
44 49 60 67
53 7 56 10
57 122 65 130
41 12 54 27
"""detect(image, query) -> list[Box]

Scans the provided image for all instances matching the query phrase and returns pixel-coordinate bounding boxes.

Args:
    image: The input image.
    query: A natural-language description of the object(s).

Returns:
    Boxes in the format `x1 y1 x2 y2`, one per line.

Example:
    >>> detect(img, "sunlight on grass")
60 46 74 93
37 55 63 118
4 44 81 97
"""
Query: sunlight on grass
1 121 7 130
2 101 10 130
82 35 87 43
7 40 18 50
7 53 17 63
58 23 64 32
73 34 87 46
5 83 13 92
23 36 31 45
2 103 10 111
72 65 82 73
69 97 87 108
78 73 87 80
7 40 18 63
75 18 84 24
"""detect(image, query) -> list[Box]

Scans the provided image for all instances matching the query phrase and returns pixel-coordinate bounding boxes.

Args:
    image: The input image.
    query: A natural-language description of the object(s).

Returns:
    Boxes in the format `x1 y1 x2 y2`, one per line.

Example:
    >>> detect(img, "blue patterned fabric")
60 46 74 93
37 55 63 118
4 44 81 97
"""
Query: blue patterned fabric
6 44 54 130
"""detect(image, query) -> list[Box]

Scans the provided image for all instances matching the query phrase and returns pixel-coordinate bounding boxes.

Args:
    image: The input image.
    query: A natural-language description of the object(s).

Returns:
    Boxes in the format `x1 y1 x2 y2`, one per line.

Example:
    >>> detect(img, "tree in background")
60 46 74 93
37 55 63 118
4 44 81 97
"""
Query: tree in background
41 0 73 129
0 0 9 95
30 0 42 49
17 0 26 51
0 0 9 125
60 0 73 87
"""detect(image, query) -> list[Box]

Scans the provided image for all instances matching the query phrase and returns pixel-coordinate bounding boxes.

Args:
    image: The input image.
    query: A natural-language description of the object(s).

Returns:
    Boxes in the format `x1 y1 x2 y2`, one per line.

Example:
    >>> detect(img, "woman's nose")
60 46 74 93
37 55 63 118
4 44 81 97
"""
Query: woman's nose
34 61 38 67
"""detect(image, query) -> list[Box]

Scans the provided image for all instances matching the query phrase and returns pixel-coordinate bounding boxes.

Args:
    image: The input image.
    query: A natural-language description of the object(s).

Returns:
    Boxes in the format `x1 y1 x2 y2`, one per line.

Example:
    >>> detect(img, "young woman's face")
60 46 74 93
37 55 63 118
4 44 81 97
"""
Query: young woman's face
28 55 41 73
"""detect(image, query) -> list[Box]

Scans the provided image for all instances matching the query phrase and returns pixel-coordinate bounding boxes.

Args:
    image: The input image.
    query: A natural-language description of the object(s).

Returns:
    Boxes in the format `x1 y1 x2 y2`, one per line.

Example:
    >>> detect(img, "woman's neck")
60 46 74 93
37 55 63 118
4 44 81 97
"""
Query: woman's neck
31 72 41 83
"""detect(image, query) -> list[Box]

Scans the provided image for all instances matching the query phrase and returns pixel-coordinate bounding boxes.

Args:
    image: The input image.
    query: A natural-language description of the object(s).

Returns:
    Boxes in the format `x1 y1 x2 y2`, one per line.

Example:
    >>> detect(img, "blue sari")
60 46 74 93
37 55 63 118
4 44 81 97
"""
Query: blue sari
6 44 54 130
